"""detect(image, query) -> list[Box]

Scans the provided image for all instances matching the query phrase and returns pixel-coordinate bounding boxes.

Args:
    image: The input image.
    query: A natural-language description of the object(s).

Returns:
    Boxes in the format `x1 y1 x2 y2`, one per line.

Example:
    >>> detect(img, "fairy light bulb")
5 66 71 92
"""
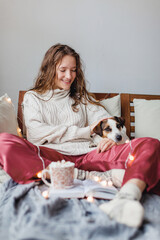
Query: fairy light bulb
129 154 135 161
37 171 42 178
87 196 94 203
6 97 12 103
100 180 107 187
107 180 113 187
94 176 100 182
42 190 49 199
17 127 21 133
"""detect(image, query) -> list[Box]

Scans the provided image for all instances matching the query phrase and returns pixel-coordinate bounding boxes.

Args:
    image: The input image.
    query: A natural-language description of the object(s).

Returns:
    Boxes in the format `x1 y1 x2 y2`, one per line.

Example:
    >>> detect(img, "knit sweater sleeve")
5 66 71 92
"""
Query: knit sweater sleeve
85 101 111 126
23 93 91 145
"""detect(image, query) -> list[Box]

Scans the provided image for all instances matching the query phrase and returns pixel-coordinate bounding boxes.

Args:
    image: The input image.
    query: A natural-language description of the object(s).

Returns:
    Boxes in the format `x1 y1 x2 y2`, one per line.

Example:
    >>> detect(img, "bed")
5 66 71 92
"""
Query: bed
0 91 160 240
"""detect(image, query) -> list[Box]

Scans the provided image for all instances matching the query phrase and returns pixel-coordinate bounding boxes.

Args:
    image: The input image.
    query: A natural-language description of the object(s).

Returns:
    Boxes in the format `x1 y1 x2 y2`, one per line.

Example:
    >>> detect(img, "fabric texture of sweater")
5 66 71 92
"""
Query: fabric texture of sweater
23 89 111 155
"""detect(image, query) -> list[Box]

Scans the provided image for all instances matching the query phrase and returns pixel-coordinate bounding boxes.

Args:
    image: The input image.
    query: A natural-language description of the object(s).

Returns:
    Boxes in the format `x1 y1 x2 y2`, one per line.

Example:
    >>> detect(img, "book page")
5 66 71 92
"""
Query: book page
49 179 118 199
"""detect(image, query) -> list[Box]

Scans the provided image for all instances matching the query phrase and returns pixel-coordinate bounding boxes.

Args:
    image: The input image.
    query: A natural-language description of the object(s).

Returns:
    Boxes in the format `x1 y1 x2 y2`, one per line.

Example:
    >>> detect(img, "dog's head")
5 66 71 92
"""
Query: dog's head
93 116 129 144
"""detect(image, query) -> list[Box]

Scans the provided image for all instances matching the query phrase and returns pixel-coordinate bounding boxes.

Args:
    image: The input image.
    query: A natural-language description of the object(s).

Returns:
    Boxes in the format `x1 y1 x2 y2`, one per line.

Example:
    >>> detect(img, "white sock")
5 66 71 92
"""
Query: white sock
74 168 90 180
74 168 125 187
99 183 144 228
109 169 125 187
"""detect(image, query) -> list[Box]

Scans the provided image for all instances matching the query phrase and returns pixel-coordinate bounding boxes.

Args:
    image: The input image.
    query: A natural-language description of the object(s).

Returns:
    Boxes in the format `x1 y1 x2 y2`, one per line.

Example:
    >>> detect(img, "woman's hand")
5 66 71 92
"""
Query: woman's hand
97 138 117 153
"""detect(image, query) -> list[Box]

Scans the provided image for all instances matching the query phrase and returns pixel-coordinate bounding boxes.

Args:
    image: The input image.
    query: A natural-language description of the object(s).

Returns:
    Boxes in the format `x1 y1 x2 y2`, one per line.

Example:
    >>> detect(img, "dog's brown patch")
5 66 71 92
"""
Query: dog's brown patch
93 117 125 138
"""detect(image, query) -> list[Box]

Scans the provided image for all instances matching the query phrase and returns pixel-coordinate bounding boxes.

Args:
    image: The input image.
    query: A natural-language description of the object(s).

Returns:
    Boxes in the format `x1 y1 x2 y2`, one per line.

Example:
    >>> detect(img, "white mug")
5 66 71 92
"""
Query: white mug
41 160 75 189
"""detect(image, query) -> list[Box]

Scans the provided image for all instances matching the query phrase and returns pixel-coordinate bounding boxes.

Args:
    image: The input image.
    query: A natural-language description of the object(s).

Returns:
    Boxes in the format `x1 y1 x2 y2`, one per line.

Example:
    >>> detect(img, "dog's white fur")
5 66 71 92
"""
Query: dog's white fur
89 117 129 147
104 118 129 144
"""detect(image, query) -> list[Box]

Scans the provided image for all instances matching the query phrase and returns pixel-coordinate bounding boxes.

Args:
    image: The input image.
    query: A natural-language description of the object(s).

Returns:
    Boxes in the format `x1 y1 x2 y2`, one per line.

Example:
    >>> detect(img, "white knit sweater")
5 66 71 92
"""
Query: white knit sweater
23 89 111 155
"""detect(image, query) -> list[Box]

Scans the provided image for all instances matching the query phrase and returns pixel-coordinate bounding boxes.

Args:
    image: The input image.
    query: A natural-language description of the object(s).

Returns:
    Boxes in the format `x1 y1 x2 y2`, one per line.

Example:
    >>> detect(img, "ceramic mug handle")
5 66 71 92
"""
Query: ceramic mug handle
41 169 52 187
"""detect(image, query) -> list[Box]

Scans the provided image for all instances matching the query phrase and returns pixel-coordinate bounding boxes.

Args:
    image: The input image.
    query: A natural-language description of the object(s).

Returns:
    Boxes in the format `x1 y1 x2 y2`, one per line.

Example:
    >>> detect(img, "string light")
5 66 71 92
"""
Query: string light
100 180 107 187
42 190 49 199
125 140 135 168
17 127 21 133
6 97 12 103
107 180 113 187
129 154 135 161
37 171 42 178
93 176 100 182
17 127 23 137
86 195 94 203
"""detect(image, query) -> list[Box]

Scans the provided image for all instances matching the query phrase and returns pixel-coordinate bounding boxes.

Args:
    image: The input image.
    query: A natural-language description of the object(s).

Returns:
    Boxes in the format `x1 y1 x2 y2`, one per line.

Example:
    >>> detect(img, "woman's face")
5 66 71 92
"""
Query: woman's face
54 55 76 90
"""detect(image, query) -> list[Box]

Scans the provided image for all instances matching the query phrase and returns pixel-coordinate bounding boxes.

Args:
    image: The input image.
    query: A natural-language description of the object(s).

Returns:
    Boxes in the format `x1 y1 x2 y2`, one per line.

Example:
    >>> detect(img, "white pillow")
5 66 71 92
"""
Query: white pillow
100 94 121 117
0 93 19 135
133 98 160 140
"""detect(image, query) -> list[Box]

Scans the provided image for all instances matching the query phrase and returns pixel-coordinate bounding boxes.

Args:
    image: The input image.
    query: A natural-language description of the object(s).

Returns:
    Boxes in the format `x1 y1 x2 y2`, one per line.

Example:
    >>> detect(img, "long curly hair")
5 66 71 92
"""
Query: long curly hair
31 43 102 112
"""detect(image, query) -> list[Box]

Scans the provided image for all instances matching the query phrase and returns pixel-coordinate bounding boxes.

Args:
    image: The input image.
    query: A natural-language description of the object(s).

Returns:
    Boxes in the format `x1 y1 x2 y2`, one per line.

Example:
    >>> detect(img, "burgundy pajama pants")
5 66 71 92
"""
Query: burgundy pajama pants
0 133 160 195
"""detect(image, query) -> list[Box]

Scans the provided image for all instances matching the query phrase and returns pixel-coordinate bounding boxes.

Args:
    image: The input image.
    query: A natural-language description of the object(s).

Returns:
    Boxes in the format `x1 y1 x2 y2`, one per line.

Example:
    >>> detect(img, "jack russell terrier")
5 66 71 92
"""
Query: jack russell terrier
90 116 129 147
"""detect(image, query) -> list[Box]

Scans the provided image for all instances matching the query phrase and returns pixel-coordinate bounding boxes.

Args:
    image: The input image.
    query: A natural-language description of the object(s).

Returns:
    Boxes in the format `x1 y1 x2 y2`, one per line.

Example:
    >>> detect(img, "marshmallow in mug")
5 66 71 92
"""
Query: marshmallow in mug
41 160 75 189
51 160 73 168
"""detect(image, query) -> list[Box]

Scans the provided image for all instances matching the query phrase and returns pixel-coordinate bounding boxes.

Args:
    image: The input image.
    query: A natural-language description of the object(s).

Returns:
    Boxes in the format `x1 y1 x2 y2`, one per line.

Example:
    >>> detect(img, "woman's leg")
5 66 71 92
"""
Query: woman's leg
77 137 160 227
0 133 75 184
76 137 160 195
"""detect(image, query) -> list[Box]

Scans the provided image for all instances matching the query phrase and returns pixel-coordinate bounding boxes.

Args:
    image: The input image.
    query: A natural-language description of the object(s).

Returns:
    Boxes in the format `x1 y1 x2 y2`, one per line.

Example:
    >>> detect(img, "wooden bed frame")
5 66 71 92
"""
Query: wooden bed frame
18 91 160 139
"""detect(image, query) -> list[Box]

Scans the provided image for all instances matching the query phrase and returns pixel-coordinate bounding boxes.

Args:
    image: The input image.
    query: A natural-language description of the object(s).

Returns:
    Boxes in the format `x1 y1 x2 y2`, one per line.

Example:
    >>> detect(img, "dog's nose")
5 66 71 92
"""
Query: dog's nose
116 135 122 141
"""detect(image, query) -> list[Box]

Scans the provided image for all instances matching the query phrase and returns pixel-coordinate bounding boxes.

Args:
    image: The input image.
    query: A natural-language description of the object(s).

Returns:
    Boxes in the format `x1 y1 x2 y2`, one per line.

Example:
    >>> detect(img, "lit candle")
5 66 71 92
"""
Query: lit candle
42 190 49 199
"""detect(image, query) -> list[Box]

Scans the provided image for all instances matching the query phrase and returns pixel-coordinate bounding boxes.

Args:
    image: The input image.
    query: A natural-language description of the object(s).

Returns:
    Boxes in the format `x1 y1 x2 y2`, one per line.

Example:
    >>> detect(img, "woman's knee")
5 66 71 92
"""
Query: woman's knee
143 137 160 151
133 137 160 151
0 132 14 144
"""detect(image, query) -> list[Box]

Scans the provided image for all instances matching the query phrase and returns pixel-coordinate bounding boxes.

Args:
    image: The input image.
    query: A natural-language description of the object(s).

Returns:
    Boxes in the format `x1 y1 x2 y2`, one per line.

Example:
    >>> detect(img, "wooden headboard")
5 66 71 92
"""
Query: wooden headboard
18 91 160 139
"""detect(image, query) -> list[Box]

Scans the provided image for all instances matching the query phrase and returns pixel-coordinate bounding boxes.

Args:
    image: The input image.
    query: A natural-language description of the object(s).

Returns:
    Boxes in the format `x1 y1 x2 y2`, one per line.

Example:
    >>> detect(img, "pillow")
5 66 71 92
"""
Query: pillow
133 98 160 140
0 93 19 135
100 94 121 117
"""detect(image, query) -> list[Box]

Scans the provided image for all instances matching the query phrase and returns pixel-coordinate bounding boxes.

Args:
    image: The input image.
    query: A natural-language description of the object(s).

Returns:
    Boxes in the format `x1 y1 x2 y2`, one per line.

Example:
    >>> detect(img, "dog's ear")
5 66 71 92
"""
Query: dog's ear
93 121 103 137
114 116 125 127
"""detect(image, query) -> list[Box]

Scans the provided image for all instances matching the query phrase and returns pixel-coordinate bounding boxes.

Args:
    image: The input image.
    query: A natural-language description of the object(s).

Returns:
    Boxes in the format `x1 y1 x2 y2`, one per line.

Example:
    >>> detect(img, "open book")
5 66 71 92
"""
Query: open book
49 179 118 200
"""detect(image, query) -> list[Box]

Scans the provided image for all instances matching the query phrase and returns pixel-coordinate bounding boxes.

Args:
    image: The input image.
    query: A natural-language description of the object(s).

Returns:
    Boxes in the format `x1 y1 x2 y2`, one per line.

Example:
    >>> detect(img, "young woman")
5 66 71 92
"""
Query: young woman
0 44 159 228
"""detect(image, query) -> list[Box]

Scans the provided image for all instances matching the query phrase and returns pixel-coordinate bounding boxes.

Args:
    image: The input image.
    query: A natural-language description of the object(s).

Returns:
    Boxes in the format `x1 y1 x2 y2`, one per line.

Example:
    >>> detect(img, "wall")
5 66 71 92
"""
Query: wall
0 0 160 110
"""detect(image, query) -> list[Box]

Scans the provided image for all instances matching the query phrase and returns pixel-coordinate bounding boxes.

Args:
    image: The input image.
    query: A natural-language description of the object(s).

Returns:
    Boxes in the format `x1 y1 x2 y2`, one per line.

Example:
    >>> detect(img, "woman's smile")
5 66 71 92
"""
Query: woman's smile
54 55 76 90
